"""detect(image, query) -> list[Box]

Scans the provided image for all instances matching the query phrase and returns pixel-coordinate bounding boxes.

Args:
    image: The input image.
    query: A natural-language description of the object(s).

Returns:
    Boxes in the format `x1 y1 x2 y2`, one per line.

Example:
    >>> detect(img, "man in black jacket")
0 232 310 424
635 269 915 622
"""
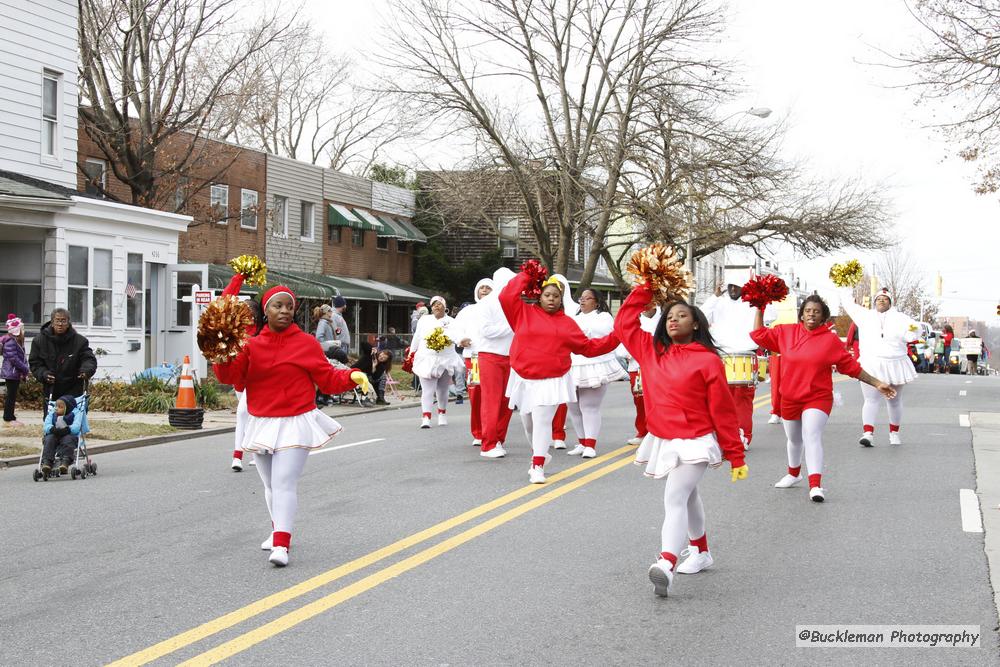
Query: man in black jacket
29 308 97 407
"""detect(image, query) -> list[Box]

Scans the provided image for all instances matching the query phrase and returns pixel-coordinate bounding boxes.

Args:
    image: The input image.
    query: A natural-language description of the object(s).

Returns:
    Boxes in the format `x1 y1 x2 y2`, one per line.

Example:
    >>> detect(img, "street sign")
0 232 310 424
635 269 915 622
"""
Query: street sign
195 290 212 305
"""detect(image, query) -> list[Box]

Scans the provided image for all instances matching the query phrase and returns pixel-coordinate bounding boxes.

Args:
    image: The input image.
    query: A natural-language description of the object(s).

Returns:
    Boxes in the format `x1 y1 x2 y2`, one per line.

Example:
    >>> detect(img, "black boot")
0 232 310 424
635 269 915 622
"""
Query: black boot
375 390 389 406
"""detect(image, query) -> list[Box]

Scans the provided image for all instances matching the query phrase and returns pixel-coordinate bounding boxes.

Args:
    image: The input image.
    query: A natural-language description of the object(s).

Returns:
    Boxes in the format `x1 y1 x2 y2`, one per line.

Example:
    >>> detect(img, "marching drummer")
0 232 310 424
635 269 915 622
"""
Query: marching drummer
701 270 777 450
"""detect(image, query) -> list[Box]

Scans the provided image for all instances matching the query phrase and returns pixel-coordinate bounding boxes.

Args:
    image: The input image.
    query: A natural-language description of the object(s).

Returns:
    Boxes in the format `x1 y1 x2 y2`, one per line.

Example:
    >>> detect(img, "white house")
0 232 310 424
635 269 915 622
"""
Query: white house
0 0 192 379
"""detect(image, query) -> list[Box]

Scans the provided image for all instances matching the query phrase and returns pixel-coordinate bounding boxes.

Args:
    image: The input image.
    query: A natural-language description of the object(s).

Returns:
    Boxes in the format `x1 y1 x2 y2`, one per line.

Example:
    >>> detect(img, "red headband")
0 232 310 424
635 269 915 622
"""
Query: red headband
262 285 296 310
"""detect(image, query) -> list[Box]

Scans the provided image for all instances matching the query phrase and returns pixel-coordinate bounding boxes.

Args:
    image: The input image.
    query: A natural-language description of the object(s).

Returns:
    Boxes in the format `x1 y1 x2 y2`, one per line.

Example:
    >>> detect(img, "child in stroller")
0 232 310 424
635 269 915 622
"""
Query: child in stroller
41 394 82 475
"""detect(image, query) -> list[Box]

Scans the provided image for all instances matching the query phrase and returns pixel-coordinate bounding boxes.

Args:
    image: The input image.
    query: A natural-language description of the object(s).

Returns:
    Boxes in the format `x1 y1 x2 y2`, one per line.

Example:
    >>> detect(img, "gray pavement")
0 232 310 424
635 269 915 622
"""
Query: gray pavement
1 374 997 665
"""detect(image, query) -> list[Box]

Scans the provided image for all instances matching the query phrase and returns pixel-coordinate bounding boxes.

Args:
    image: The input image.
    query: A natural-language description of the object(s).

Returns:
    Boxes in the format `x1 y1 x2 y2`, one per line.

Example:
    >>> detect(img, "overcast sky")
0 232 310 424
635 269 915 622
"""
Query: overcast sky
306 0 1000 321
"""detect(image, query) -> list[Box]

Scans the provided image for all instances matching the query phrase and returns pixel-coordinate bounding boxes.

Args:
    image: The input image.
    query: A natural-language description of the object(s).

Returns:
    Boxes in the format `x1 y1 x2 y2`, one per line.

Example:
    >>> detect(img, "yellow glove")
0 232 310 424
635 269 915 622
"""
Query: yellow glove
730 464 748 482
350 370 372 395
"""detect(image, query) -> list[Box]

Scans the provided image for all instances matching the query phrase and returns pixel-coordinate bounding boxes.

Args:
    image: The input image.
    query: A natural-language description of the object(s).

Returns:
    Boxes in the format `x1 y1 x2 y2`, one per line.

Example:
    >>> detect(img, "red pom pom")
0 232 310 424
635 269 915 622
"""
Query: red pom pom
740 274 789 309
519 259 549 300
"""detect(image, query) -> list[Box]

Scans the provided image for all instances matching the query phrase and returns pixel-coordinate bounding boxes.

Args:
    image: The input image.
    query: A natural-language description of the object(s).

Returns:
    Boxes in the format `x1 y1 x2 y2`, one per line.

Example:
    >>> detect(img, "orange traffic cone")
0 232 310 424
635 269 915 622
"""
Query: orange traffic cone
175 355 197 409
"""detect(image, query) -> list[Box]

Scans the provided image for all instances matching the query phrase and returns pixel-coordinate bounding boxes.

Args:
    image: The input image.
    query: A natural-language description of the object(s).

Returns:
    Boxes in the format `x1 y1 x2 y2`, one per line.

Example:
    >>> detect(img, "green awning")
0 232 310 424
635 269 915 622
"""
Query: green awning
207 264 340 300
374 214 406 238
328 204 364 228
392 217 427 243
274 269 384 301
351 208 385 233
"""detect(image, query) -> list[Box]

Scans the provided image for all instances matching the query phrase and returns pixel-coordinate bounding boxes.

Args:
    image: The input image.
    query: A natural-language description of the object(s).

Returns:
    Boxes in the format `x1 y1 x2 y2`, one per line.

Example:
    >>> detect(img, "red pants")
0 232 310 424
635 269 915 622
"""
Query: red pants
552 403 568 440
628 371 646 437
477 352 513 450
464 357 483 441
729 384 756 445
769 355 781 417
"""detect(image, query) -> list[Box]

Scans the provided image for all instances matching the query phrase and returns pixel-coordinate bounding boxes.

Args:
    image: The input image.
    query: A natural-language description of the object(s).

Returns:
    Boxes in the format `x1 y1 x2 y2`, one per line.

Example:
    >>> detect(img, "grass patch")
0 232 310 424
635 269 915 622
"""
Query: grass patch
0 443 39 457
0 421 176 441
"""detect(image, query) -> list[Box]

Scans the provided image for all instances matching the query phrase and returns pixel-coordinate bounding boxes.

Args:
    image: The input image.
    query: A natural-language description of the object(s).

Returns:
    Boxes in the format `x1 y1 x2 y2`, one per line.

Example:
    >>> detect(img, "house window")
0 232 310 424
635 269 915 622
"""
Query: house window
82 158 106 196
273 195 288 237
376 235 389 250
240 189 258 229
127 253 143 329
0 243 43 324
328 226 342 244
352 228 365 246
92 248 113 327
300 202 314 241
498 216 518 259
397 240 409 253
210 183 228 223
68 245 89 325
41 71 60 157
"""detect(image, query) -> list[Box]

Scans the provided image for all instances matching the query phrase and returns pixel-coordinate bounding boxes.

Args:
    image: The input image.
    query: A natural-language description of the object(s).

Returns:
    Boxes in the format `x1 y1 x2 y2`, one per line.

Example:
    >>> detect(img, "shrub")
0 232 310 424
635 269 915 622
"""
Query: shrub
12 374 232 413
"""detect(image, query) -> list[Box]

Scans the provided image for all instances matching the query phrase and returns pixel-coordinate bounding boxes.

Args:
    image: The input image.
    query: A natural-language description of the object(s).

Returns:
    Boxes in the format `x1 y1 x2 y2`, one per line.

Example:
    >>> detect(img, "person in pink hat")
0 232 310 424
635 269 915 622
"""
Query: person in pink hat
1 314 30 425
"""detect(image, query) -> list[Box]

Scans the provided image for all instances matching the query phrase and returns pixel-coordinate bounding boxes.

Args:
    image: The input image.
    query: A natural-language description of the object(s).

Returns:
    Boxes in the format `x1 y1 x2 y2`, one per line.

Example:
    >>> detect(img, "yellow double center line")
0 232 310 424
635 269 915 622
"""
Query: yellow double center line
109 445 638 666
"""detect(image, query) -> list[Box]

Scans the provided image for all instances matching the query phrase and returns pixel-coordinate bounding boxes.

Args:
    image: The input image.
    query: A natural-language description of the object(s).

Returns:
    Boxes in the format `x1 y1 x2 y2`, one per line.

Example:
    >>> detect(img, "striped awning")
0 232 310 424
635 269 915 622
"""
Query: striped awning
351 208 385 232
391 217 427 243
374 214 407 239
328 204 364 229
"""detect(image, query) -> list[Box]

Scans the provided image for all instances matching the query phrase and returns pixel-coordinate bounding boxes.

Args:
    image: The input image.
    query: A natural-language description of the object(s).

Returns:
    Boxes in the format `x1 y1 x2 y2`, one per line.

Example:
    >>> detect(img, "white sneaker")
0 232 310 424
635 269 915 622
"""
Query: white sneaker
767 414 781 424
810 487 826 503
420 416 431 429
774 474 803 488
232 457 244 472
648 560 674 597
889 432 902 446
581 446 596 459
529 466 546 484
859 432 873 447
269 546 289 567
627 436 642 445
553 439 567 450
437 413 448 426
481 445 506 459
261 535 273 550
675 547 713 575
472 438 482 447
567 444 586 456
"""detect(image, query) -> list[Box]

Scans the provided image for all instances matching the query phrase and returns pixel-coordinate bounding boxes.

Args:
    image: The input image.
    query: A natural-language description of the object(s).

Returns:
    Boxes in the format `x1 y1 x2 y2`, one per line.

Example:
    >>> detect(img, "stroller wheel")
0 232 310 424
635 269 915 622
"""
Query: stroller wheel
32 470 41 482
89 462 97 475
70 467 79 480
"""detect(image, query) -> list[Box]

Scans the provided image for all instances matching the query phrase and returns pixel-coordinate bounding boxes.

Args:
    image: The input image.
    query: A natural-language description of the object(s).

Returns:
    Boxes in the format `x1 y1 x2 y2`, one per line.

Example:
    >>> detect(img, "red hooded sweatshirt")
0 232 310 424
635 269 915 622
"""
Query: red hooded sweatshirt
499 271 619 379
614 286 745 468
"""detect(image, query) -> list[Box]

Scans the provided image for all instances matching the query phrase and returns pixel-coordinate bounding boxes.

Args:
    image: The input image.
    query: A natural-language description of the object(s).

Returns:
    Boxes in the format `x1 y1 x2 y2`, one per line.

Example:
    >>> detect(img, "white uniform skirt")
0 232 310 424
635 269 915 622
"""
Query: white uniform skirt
860 355 917 386
505 369 576 415
241 409 343 454
570 358 628 389
634 432 723 479
413 348 465 380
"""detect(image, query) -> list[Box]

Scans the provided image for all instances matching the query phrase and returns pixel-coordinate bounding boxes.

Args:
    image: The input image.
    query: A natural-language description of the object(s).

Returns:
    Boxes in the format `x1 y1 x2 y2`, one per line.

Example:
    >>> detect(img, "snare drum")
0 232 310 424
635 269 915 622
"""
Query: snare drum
723 353 758 386
757 355 769 382
466 354 480 387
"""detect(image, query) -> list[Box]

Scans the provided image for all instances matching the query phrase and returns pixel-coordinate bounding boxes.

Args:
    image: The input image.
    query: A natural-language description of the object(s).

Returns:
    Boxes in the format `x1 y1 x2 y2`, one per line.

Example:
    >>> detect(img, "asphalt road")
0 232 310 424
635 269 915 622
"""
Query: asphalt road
1 373 997 666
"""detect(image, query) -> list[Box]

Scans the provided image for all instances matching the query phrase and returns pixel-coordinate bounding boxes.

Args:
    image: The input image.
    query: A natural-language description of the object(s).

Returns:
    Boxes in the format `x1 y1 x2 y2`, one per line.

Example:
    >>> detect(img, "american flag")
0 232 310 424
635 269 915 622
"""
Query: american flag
125 283 138 299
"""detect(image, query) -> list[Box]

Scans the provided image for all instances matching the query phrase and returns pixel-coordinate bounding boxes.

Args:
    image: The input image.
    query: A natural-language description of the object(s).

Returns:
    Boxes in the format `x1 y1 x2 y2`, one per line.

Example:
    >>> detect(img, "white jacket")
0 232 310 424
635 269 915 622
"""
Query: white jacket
475 268 516 356
839 288 918 362
570 310 617 366
411 313 465 378
452 278 495 359
701 294 775 354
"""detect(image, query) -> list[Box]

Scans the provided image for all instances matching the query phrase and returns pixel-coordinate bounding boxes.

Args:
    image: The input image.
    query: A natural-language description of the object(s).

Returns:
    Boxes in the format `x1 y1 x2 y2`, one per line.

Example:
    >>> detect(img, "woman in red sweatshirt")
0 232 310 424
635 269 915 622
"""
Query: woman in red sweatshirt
615 284 748 598
214 286 369 567
751 295 895 503
500 271 619 484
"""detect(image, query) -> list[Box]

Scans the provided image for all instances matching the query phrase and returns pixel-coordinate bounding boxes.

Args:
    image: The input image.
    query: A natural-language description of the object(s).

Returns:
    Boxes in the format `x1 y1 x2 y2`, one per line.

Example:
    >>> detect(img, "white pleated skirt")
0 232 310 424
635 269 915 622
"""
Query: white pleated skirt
570 358 628 389
413 349 465 380
505 369 577 415
860 355 917 386
241 409 343 454
634 432 723 479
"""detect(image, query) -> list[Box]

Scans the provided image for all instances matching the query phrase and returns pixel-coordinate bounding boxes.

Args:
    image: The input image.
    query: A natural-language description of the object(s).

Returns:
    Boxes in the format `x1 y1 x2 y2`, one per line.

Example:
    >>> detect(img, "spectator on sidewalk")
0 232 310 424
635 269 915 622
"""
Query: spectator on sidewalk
28 308 96 412
331 296 351 358
940 324 955 374
2 314 30 426
410 302 426 334
967 330 981 376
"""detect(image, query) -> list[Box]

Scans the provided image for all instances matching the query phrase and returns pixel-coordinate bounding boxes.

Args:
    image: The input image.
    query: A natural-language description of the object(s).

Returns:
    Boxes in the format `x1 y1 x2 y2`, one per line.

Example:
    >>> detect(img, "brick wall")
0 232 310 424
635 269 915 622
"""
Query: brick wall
321 206 414 283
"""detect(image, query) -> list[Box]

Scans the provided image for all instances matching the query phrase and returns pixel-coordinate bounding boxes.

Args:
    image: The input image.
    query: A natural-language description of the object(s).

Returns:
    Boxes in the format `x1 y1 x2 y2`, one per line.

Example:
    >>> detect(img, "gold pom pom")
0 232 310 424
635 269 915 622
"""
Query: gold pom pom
228 255 268 287
424 327 452 352
625 243 694 301
829 259 863 288
197 295 255 364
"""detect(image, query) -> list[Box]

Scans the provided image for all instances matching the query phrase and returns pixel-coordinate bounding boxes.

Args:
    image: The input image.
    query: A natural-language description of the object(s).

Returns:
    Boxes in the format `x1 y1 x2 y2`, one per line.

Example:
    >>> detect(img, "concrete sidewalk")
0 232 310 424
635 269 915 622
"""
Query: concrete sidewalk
971 412 1000 627
0 395 423 468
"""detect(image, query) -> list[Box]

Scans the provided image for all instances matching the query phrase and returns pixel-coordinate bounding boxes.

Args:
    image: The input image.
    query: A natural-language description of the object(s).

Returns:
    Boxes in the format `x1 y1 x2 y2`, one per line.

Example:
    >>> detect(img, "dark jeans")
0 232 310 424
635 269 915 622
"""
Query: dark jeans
42 433 77 466
3 379 18 421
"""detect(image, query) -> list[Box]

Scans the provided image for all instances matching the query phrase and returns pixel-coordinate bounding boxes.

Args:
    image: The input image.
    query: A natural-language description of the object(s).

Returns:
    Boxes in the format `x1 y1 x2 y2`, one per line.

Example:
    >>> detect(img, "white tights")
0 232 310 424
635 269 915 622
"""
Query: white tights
419 374 451 415
234 390 247 453
860 382 904 428
566 384 608 442
520 404 559 460
661 462 708 555
782 408 829 478
254 447 310 534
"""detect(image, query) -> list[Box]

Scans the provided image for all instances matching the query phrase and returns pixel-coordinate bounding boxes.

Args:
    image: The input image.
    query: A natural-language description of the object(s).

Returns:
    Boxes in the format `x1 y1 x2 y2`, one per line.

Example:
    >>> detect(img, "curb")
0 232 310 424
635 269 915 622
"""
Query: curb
0 400 422 469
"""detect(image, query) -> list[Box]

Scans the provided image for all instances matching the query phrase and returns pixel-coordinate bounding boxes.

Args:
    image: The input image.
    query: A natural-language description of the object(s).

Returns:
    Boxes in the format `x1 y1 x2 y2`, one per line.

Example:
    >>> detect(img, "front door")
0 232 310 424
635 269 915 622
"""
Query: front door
162 264 208 376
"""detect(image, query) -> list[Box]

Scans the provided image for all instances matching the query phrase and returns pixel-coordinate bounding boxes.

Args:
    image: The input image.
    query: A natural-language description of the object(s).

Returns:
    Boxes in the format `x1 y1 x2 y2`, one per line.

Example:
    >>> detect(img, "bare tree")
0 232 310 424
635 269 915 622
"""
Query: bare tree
892 1 1000 195
78 0 299 210
875 248 936 320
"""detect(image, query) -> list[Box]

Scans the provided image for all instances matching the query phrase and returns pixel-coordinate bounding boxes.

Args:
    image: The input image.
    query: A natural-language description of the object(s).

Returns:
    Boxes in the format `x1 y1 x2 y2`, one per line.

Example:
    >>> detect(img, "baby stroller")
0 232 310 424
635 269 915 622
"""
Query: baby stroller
32 384 97 482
